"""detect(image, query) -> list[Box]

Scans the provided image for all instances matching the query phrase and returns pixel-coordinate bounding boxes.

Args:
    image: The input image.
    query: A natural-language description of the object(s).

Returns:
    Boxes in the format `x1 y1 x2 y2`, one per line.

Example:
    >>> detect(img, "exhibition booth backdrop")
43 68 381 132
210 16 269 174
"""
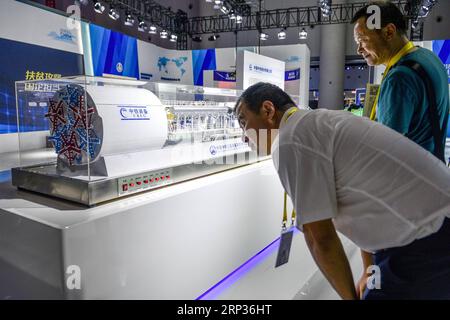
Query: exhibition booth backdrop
0 0 310 153
1 0 449 153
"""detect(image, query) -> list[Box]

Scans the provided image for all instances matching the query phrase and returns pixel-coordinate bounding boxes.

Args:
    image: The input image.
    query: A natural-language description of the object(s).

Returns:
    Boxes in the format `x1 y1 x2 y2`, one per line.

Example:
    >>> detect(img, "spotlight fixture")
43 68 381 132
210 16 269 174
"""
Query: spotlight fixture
93 1 105 14
170 34 178 42
235 15 242 24
418 0 437 18
148 24 157 34
208 34 220 41
318 0 332 17
160 30 169 39
76 0 89 5
259 32 268 41
124 12 135 27
299 28 308 40
229 10 236 20
108 7 120 20
278 28 286 40
205 0 213 2
138 19 148 32
192 35 202 42
220 5 229 14
213 0 222 9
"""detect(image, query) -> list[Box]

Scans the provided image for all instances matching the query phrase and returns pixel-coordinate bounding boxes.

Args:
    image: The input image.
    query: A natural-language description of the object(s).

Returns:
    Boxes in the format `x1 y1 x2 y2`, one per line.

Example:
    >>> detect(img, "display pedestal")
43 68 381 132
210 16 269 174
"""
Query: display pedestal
1 160 362 299
1 160 293 299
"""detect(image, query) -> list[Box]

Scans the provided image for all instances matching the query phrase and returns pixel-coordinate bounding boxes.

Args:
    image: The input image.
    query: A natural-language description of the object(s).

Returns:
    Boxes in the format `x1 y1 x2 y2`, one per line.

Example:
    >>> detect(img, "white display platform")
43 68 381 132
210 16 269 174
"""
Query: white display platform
0 160 360 299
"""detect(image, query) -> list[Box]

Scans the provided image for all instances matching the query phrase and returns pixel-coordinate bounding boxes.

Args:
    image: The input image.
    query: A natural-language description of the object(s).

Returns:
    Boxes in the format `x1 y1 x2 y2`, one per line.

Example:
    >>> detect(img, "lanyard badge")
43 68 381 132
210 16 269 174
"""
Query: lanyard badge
275 192 296 268
275 108 299 268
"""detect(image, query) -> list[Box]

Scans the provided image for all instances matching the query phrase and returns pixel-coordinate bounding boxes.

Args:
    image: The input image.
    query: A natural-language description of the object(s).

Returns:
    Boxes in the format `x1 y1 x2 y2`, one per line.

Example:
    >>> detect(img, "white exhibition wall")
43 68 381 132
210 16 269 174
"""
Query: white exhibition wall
0 0 83 55
236 51 286 90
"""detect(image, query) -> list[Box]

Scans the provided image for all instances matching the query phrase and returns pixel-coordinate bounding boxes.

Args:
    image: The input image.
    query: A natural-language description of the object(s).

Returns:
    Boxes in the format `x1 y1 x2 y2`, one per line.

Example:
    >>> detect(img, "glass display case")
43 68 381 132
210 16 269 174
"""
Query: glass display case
11 76 259 206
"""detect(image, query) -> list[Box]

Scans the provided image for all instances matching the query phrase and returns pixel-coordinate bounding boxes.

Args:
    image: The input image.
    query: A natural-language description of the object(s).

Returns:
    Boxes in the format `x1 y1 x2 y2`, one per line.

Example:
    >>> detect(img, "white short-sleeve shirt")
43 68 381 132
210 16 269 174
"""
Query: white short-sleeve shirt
272 108 450 252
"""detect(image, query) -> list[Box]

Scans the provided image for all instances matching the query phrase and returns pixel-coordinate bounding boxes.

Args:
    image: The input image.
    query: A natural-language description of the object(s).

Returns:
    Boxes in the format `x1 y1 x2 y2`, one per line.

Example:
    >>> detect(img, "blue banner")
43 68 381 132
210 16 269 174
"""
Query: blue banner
355 88 366 105
192 49 216 86
213 71 236 82
285 68 300 81
89 24 139 79
433 40 450 84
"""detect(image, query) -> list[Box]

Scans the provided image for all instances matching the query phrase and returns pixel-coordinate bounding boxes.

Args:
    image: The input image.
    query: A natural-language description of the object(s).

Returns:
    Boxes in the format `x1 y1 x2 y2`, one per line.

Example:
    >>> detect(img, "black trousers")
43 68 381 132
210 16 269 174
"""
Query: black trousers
363 218 450 300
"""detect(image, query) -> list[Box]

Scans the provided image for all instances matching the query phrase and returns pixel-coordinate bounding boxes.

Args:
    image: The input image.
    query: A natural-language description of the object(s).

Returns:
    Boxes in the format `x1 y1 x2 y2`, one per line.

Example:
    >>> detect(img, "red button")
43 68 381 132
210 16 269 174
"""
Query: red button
129 183 135 187
161 176 165 180
155 178 159 181
144 180 148 184
150 178 154 182
166 175 170 179
122 184 128 191
137 181 142 185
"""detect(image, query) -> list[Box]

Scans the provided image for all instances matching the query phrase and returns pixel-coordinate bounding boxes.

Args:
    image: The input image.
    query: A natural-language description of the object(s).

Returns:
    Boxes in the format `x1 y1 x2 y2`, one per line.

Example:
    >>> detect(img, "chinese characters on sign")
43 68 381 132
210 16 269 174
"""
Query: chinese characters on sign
25 70 62 81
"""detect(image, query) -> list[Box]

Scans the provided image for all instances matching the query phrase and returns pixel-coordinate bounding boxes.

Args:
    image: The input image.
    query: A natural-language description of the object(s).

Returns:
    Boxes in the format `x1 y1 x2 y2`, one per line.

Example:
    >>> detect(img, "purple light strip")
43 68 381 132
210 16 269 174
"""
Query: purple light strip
196 229 295 300
196 228 301 300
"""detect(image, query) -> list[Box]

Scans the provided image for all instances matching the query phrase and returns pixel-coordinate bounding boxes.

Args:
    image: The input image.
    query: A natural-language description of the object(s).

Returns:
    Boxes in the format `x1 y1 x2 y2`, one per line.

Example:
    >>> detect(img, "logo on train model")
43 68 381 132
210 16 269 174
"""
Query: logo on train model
119 106 150 120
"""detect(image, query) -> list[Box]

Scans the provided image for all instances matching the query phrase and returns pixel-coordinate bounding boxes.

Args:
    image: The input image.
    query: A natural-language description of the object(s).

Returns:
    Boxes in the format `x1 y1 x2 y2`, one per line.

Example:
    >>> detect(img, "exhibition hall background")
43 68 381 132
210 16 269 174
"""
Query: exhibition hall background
0 0 449 148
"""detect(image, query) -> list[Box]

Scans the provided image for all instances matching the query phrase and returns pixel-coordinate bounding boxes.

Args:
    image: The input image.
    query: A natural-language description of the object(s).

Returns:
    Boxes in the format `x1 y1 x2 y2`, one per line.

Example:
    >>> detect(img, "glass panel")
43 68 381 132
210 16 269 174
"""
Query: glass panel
14 76 259 185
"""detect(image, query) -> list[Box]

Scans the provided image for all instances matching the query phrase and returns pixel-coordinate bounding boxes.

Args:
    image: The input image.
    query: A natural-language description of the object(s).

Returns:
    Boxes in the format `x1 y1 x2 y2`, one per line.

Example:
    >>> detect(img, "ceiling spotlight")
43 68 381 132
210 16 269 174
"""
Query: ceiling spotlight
213 0 222 9
160 30 168 39
138 20 148 32
93 1 105 14
411 19 420 30
205 0 213 2
418 0 437 18
229 10 236 19
299 28 307 39
319 0 332 17
259 32 268 41
170 34 178 42
278 29 286 40
220 5 229 14
108 7 120 20
148 24 157 34
192 35 202 42
76 0 89 5
208 34 220 41
236 15 242 24
124 13 135 27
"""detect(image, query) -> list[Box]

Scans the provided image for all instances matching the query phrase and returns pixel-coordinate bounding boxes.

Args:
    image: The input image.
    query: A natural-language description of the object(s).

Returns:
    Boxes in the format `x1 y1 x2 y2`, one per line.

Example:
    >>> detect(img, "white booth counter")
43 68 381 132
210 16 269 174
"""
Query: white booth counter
0 160 361 300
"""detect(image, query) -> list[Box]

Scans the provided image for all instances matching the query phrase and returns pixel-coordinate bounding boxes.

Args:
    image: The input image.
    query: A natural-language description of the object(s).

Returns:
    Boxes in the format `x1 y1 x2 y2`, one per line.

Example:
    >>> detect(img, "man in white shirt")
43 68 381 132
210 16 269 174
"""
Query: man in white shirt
235 82 450 300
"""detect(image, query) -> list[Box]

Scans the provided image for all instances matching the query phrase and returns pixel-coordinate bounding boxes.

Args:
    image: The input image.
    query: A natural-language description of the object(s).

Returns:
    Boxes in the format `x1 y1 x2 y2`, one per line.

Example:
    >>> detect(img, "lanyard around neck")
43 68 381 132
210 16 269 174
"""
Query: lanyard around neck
284 107 298 123
283 192 296 230
369 41 416 121
282 107 298 229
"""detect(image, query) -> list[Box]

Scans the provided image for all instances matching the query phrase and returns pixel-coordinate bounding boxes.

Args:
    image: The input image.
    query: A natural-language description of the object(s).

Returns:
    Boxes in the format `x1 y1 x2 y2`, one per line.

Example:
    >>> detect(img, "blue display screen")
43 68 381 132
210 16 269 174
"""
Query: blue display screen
89 24 139 79
0 37 84 134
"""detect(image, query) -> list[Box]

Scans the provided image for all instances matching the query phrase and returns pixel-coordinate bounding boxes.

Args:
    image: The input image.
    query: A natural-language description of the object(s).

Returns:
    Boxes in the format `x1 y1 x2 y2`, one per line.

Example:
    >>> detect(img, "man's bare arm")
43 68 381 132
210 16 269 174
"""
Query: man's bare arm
303 219 357 300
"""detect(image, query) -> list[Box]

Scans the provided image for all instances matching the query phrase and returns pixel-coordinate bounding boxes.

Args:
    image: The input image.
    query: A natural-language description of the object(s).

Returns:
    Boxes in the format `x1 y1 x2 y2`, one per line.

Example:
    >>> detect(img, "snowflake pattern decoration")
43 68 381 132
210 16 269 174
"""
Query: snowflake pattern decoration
46 85 102 166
